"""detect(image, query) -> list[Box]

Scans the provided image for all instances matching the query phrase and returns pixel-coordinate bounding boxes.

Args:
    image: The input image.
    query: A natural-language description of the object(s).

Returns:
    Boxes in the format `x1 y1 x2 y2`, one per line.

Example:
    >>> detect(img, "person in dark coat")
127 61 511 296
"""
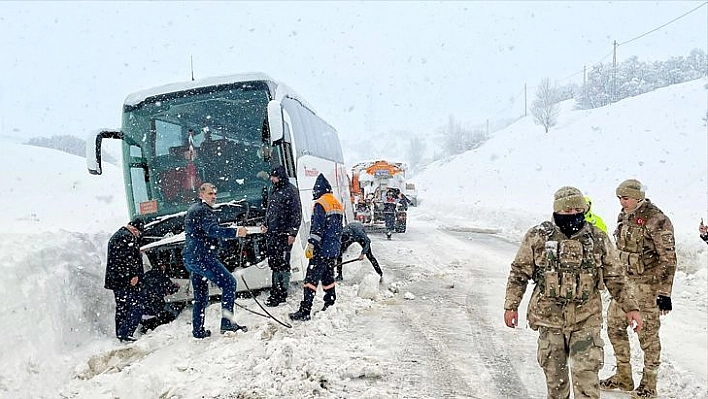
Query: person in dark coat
383 189 397 240
261 165 302 307
105 217 145 342
139 263 182 334
183 183 248 339
336 221 383 281
700 219 708 245
289 174 344 321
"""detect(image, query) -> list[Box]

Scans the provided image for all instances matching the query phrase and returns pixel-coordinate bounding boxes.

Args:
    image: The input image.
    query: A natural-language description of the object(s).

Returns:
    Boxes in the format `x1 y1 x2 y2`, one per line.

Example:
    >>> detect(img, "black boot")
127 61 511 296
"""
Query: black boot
322 287 336 311
289 308 311 321
220 318 248 334
265 292 280 307
289 288 314 321
265 285 281 307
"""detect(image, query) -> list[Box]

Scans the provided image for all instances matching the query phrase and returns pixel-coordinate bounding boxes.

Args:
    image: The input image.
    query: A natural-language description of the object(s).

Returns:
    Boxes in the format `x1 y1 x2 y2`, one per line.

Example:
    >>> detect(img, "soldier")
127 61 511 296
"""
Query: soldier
601 179 677 399
699 219 708 245
504 186 642 399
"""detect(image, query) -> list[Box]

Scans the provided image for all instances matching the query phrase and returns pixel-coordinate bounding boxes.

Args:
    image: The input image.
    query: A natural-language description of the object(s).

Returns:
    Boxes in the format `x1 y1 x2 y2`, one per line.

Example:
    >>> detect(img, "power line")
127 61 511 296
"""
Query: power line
618 1 707 47
485 2 707 126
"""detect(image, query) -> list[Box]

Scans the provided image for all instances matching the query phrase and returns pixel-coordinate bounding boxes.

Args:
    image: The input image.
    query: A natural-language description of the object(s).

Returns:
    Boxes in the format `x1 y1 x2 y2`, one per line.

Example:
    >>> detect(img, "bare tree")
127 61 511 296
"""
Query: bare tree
531 78 560 133
406 136 425 173
439 115 477 156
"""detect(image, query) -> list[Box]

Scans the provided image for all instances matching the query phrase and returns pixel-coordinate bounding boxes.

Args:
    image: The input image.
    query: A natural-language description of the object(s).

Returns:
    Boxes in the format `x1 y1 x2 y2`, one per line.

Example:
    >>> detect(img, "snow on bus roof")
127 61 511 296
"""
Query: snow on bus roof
124 72 283 106
122 71 324 128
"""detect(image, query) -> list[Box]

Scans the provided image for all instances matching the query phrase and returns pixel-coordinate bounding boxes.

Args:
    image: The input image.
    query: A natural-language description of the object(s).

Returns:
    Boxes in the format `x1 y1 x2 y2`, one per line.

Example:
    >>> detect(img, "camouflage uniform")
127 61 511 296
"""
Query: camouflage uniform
604 198 676 398
505 221 639 399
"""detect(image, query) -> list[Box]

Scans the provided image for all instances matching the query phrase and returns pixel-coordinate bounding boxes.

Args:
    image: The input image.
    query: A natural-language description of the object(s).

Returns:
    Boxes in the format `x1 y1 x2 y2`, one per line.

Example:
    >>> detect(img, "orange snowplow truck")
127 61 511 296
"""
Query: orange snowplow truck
350 160 410 233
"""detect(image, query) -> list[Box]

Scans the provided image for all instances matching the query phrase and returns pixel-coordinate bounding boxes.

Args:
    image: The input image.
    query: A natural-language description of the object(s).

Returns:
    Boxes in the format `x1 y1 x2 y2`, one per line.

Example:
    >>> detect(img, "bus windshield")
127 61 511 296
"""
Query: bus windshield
121 81 275 218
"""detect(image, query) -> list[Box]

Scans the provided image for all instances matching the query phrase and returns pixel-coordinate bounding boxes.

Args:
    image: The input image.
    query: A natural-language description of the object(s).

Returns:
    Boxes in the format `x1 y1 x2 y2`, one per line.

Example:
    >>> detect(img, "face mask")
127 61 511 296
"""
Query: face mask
553 212 586 237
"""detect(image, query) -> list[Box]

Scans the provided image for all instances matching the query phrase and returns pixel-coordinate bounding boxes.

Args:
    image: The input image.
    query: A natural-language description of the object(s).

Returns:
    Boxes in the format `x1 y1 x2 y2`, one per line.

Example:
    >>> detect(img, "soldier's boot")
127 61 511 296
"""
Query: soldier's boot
630 368 658 399
289 288 314 321
600 363 634 391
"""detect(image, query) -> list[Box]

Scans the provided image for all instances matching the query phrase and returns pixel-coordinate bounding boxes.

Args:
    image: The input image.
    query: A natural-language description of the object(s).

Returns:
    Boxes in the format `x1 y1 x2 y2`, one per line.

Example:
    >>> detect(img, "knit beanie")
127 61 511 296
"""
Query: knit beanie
616 179 645 200
553 186 588 213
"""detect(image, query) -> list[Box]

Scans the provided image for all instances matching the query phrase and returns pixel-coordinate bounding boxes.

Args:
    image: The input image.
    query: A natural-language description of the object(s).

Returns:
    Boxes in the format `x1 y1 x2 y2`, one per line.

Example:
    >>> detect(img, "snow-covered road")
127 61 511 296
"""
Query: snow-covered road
5 216 706 398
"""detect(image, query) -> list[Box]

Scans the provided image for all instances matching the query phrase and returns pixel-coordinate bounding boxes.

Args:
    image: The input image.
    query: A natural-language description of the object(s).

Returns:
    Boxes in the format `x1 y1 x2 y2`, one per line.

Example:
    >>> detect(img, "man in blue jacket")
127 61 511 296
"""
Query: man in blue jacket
289 174 344 321
261 165 302 307
337 221 383 281
183 183 248 338
105 217 146 342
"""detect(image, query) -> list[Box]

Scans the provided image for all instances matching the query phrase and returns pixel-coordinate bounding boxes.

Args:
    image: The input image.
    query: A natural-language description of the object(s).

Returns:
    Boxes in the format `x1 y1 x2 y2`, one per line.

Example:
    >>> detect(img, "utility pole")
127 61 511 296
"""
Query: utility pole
190 56 195 81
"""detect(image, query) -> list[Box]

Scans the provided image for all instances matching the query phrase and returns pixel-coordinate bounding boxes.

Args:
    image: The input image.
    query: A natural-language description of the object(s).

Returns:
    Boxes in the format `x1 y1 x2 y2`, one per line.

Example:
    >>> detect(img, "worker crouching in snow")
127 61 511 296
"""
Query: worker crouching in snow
289 174 344 321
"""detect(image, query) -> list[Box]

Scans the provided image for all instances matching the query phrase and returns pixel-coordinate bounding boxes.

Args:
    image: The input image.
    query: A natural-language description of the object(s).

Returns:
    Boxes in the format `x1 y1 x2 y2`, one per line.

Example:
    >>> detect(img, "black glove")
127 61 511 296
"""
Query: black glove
657 295 672 311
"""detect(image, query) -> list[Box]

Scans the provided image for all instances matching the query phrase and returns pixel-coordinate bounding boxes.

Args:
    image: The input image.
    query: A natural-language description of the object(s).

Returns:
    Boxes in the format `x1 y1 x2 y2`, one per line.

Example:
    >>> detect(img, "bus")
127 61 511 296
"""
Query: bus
87 73 353 301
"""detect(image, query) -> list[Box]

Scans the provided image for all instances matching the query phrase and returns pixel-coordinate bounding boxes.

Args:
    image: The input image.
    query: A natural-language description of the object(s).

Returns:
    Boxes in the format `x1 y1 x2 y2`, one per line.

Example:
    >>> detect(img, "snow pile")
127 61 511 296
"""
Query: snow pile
4 142 127 234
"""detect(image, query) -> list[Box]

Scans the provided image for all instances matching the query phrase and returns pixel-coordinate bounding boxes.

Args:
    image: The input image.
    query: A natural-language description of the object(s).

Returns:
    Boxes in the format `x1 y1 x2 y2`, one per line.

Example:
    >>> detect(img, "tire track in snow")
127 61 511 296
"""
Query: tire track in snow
380 228 538 398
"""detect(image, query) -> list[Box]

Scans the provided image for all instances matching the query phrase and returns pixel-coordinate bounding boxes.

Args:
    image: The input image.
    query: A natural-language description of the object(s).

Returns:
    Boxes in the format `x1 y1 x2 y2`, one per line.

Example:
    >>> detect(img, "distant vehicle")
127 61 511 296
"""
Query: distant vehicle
349 160 411 233
404 182 418 207
87 73 353 302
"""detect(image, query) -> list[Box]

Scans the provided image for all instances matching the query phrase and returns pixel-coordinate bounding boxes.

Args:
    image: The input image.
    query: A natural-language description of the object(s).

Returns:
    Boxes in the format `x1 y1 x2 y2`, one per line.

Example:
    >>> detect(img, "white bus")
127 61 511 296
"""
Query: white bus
87 73 353 301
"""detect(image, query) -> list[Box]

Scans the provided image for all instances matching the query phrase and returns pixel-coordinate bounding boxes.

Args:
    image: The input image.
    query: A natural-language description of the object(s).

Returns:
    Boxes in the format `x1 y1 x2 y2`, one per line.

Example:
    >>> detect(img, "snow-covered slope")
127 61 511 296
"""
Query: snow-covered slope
415 78 708 271
4 143 127 234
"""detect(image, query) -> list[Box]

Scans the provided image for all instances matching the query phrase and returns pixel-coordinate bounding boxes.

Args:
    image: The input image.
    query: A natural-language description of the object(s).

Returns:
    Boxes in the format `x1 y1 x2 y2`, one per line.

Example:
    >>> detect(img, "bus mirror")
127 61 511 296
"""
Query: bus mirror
86 129 123 175
267 100 284 144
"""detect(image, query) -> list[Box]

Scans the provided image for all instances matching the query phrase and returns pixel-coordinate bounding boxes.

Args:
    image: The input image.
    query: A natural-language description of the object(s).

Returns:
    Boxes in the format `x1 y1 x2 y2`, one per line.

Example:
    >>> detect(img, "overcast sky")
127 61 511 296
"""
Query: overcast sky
1 1 706 143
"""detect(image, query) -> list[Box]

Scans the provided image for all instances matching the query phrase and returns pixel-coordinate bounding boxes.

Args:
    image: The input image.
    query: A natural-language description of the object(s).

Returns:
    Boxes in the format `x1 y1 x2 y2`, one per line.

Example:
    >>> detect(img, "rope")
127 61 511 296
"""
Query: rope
234 258 360 328
239 274 292 328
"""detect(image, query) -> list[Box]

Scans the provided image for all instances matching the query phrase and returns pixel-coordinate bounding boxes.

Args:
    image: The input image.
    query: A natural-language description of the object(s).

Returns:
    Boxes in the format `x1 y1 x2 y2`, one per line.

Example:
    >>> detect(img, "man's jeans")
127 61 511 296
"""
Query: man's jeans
185 257 237 335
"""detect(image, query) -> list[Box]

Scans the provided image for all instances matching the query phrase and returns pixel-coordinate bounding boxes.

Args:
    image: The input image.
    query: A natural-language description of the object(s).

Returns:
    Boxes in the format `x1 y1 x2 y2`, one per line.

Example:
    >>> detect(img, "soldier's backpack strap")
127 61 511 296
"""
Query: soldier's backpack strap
539 221 555 239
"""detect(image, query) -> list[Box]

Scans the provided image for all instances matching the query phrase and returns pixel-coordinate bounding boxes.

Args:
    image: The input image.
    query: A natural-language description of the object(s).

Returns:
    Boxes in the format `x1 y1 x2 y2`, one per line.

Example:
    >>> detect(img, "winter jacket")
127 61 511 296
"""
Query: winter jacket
265 165 302 237
341 221 371 255
105 226 144 290
309 174 344 258
614 198 677 297
142 268 180 316
504 221 638 331
183 200 239 263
